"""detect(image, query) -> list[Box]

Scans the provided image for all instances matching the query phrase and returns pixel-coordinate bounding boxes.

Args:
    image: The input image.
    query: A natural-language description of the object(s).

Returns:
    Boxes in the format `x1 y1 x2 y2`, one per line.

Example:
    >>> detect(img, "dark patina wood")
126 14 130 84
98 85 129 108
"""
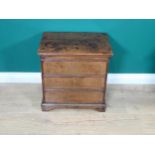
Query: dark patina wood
38 32 112 112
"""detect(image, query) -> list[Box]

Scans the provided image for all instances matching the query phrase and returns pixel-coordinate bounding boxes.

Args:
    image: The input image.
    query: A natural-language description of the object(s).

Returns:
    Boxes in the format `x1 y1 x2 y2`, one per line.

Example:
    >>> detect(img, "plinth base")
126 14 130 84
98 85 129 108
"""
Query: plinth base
41 103 106 112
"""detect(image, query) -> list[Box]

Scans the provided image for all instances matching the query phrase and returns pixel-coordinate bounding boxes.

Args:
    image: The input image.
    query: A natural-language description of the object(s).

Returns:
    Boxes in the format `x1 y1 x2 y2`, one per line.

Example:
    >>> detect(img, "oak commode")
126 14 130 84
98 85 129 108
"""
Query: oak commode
38 32 112 112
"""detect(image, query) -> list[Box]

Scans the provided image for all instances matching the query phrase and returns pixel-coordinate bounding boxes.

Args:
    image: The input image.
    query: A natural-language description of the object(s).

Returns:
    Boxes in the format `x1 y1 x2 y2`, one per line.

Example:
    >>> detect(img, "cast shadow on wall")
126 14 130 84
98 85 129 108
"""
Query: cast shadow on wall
109 36 127 73
106 36 128 103
146 49 155 73
0 33 42 72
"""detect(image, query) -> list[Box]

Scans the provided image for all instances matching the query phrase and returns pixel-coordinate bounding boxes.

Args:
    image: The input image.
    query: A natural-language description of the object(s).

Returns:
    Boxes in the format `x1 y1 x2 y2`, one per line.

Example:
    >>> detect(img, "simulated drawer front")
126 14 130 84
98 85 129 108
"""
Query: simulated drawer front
44 91 104 103
44 77 105 89
42 61 107 75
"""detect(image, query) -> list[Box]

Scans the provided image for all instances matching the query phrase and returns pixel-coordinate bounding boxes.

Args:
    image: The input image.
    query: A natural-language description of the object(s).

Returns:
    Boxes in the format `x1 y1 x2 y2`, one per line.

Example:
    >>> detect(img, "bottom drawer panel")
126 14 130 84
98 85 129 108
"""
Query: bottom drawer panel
44 91 104 103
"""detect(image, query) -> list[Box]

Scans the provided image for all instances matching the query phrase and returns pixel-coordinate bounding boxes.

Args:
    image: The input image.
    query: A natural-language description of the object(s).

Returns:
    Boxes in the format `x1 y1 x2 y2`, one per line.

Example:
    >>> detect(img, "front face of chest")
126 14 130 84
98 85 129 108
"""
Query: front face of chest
41 55 108 103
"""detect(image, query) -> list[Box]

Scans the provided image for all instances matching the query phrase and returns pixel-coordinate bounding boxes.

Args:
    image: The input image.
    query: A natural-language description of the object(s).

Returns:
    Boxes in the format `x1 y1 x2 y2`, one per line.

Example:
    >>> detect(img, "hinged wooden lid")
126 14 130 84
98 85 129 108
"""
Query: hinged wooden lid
38 32 112 56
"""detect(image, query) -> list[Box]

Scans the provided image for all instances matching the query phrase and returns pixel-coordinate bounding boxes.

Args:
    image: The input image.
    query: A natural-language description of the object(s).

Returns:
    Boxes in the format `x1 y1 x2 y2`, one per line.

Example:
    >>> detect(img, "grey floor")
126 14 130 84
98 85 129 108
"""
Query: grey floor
0 84 155 134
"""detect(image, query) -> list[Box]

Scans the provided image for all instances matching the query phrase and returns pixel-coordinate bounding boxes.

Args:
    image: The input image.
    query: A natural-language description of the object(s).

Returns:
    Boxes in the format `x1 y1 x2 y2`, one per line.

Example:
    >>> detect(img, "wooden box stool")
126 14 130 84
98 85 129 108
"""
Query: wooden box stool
38 32 112 112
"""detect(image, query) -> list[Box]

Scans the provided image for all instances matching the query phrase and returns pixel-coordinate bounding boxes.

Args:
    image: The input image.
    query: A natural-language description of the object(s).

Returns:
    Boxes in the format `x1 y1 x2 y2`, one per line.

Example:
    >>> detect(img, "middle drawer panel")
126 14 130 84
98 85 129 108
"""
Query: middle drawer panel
44 77 105 89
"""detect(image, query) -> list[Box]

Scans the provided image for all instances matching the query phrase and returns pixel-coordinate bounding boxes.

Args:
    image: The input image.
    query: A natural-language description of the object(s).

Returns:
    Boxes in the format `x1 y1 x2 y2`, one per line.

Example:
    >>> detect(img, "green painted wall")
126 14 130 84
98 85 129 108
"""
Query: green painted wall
0 19 155 73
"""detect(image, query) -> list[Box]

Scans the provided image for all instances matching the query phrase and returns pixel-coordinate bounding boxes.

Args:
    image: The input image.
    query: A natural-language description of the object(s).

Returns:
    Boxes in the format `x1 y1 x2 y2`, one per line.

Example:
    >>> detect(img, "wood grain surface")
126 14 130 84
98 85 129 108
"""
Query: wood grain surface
44 77 105 89
44 91 104 103
38 32 112 56
43 61 107 75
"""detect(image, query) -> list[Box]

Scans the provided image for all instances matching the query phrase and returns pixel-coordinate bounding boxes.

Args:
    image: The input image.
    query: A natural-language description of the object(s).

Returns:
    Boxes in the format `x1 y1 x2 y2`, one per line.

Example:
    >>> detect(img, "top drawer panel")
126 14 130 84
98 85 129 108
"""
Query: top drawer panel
42 61 107 75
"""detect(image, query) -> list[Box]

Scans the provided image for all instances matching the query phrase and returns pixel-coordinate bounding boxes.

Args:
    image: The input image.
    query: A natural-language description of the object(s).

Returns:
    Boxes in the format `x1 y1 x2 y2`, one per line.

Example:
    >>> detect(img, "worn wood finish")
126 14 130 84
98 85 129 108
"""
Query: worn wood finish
39 32 112 56
38 32 112 111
